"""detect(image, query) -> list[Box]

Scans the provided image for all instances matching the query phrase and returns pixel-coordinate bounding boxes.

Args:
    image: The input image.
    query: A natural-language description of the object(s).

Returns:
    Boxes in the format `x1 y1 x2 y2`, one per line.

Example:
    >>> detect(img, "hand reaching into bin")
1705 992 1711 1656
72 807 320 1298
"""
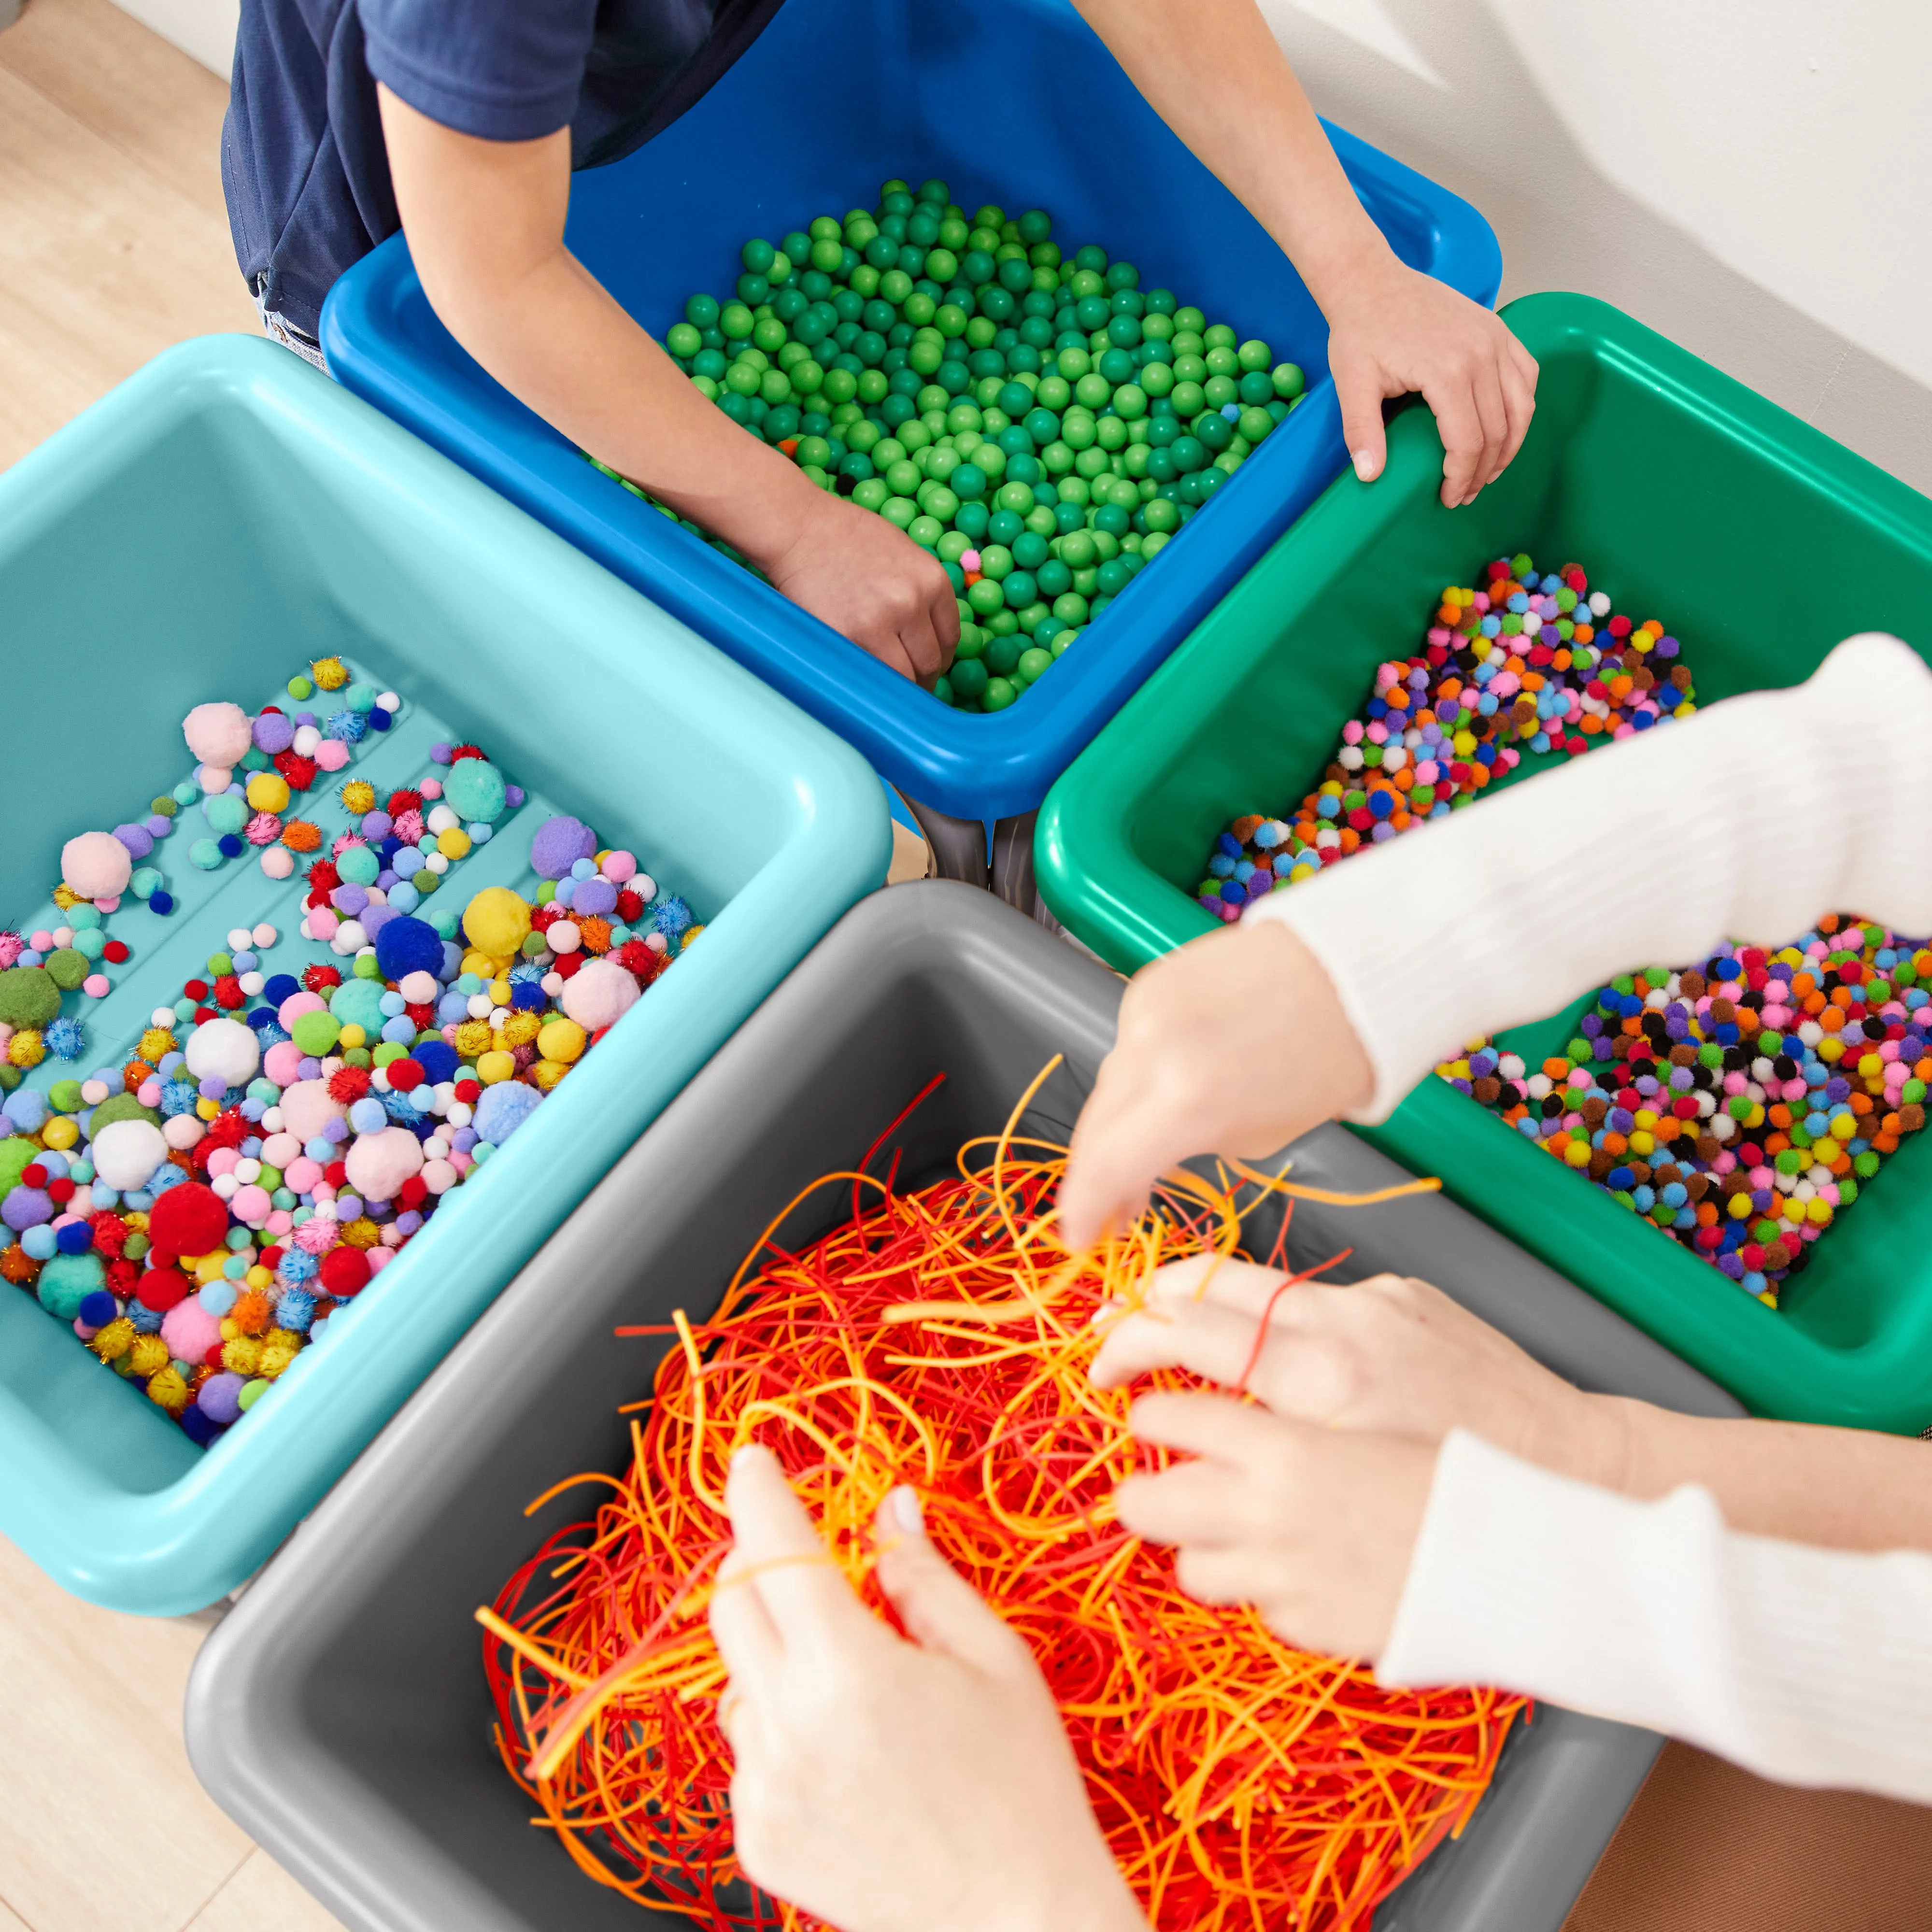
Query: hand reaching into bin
710 1444 1149 1932
1073 0 1536 507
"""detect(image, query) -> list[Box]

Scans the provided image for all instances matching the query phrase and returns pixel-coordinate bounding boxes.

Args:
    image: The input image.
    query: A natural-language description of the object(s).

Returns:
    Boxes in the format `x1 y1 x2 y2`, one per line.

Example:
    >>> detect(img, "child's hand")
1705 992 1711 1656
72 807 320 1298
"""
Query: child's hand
1058 920 1373 1253
752 492 960 685
1093 1257 1624 1484
1116 1394 1434 1660
709 1445 1148 1932
1324 254 1538 509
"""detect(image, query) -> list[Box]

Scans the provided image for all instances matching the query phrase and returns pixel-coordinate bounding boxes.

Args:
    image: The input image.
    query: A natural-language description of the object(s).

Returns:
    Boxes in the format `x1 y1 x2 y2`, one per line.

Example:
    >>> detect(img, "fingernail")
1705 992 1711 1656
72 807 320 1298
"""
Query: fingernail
1351 450 1376 480
889 1486 924 1535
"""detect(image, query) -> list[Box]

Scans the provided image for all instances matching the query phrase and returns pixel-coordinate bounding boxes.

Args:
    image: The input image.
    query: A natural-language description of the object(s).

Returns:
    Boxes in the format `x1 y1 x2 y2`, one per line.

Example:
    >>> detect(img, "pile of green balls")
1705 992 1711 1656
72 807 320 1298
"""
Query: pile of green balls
623 176 1305 711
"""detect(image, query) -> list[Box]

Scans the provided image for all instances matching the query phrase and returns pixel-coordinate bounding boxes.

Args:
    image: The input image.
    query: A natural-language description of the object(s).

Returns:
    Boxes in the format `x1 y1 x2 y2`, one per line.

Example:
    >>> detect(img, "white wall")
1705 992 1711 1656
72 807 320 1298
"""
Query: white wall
101 0 1932 495
1265 0 1932 494
108 0 236 78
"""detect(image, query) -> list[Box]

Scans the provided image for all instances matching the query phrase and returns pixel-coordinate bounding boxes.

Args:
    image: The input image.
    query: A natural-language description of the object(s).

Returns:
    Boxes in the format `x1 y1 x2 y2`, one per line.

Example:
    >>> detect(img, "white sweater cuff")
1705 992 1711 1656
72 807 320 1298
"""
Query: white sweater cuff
1377 1430 1932 1804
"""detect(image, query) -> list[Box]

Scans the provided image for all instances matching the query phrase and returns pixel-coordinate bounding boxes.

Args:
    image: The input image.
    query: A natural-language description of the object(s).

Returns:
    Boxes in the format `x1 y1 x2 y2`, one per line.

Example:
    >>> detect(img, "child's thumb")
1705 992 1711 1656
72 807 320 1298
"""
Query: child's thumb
1337 372 1387 483
874 1488 1030 1678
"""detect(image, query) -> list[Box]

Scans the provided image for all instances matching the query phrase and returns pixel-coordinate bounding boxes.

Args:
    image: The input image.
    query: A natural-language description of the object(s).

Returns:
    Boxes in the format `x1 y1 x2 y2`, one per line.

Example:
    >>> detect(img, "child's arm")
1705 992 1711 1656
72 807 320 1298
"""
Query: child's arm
376 89 957 684
1060 632 1932 1249
1073 0 1536 506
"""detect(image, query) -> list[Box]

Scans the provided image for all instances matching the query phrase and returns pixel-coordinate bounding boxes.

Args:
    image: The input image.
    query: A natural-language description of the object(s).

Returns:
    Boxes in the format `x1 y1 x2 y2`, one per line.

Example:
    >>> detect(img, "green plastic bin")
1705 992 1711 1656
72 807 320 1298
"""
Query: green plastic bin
0 335 889 1613
1037 292 1932 1433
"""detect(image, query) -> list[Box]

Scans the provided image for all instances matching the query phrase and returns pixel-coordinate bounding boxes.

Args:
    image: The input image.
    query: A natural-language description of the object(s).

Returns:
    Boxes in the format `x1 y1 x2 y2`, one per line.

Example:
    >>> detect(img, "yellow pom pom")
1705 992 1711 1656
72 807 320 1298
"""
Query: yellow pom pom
453 1021 493 1057
195 1095 221 1121
223 1336 264 1377
489 977 513 1008
311 655 349 690
464 887 531 960
245 1264 274 1290
341 780 377 815
460 949 502 980
529 1059 571 1092
195 1249 229 1283
679 925 704 951
338 1023 367 1050
128 1334 171 1378
476 1050 516 1085
257 1330 301 1378
89 1317 134 1363
246 770 292 814
8 1030 45 1069
538 1018 586 1065
146 1366 189 1414
42 1115 78 1151
139 1026 177 1064
499 1010 540 1049
51 883 82 910
340 1217 380 1250
436 827 471 861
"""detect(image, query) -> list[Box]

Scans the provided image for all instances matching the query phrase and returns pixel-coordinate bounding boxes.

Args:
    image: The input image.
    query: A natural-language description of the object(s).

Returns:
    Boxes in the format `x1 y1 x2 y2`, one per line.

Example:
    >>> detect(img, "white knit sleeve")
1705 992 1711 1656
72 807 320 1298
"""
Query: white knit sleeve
1378 1430 1932 1805
1246 633 1932 1121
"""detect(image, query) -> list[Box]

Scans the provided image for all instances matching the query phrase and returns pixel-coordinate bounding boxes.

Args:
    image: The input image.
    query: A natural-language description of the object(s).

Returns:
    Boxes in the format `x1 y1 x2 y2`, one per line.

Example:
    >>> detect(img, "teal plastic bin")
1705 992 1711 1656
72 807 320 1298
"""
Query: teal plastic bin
0 336 889 1614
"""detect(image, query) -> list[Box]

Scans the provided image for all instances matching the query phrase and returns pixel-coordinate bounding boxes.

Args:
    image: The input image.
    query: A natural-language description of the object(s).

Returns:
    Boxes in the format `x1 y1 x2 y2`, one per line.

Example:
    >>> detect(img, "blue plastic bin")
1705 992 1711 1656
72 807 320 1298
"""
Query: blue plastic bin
0 335 889 1615
320 0 1500 823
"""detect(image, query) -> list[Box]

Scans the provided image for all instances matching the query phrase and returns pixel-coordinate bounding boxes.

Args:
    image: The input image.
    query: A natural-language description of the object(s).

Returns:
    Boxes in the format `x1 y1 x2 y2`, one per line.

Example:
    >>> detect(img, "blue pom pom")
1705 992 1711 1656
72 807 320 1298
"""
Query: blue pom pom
44 1017 85 1061
373 915 444 983
380 1088 425 1127
326 710 369 743
511 980 547 1011
179 1406 221 1445
78 1289 118 1327
262 973 300 1005
277 1245 320 1286
275 1286 318 1333
412 1039 458 1084
150 891 174 915
472 1080 543 1146
159 1080 198 1117
651 895 695 938
55 1222 95 1255
245 1007 278 1032
217 834 245 857
129 1300 164 1334
367 706 392 731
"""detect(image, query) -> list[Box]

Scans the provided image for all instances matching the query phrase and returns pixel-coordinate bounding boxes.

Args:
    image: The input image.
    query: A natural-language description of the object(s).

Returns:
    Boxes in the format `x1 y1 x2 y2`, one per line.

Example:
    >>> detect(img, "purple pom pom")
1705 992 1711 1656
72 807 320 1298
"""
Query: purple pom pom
530 815 597 880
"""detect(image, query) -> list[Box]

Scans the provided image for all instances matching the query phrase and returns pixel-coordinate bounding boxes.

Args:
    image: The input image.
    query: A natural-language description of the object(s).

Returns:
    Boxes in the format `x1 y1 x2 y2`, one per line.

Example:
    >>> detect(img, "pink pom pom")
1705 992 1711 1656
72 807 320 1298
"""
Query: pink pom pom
161 1297 224 1367
344 1125 424 1201
96 895 121 915
367 1246 394 1275
279 1079 344 1143
277 989 326 1030
266 1209 295 1238
206 1147 241 1179
392 810 424 843
284 1156 323 1194
419 778 443 800
0 935 20 968
598 850 638 883
263 1040 306 1088
261 848 295 880
231 1185 273 1224
83 975 110 999
61 831 132 901
313 740 351 772
247 811 283 846
309 907 341 941
184 700 253 766
138 1078 163 1108
293 1213 339 1255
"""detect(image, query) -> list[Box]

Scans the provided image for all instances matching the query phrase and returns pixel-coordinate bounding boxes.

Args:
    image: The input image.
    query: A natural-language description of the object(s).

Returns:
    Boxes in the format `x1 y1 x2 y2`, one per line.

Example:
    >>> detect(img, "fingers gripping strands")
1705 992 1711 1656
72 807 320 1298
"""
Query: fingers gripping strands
479 1063 1513 1930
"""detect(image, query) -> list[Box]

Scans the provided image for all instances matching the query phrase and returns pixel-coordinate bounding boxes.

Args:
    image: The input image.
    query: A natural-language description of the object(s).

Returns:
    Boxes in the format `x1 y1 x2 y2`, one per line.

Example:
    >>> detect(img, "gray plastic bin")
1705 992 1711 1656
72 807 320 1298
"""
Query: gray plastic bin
186 882 1738 1932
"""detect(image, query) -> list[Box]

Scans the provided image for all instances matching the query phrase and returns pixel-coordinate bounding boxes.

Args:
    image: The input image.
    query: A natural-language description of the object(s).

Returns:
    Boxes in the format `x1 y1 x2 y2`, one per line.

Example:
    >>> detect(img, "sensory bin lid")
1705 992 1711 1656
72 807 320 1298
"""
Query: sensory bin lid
321 0 1501 819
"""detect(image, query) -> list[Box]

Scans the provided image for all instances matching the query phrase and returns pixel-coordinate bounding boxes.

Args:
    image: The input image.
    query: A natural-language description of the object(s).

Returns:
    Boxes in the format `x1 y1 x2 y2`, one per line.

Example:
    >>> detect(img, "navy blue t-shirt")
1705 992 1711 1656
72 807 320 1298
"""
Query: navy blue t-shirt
223 0 782 341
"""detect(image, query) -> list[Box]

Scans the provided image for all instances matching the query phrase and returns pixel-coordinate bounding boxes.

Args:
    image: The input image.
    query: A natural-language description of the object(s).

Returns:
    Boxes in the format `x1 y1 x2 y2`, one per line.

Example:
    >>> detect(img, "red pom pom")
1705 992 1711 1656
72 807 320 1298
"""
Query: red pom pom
194 1006 216 1026
275 750 319 790
46 1177 74 1205
404 1002 434 1029
324 1161 349 1190
102 940 130 965
20 1164 46 1190
135 1266 191 1312
306 860 341 894
205 1343 228 1368
304 963 343 993
105 1256 139 1296
260 1246 284 1270
554 952 582 980
327 1064 371 1103
454 1080 481 1104
530 903 562 933
386 788 423 816
320 1246 371 1297
447 743 485 764
149 1180 229 1258
214 976 247 1010
386 1057 425 1092
615 890 644 924
615 939 658 981
205 1109 248 1151
89 1211 129 1258
398 1176 428 1209
184 979 210 1000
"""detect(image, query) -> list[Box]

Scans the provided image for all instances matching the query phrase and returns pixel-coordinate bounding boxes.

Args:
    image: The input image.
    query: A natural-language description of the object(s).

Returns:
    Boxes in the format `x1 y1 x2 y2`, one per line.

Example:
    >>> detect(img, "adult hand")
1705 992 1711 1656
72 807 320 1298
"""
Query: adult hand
709 1445 1148 1932
1116 1394 1435 1661
752 491 960 684
1324 254 1538 509
1058 919 1373 1253
1092 1257 1623 1484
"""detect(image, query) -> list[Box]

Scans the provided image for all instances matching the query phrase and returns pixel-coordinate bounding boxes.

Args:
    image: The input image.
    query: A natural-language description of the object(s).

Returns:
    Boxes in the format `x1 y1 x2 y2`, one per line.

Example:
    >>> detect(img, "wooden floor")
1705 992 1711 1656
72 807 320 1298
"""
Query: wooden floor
0 2 1926 1929
0 0 257 472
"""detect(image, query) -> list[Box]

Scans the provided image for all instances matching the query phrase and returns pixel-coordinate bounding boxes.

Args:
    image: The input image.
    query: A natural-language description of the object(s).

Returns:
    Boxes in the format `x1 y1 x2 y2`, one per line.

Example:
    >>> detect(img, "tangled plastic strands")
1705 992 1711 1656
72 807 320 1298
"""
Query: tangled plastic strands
480 1064 1520 1932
